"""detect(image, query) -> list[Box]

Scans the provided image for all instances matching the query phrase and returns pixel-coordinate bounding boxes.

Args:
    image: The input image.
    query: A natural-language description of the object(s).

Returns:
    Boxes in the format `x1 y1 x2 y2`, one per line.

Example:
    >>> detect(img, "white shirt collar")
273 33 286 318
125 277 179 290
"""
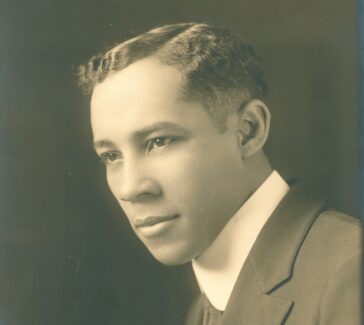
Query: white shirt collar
192 170 289 311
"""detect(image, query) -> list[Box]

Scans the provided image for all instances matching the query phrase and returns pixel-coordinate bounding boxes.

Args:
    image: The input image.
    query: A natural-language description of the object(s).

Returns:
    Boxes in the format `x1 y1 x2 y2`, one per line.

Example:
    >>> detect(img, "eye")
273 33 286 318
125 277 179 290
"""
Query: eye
99 151 122 165
146 137 173 153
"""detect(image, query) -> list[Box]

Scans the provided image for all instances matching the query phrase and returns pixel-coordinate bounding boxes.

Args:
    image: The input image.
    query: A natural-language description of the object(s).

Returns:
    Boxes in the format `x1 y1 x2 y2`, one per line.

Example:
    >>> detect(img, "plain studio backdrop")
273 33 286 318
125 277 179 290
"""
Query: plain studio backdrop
0 0 359 324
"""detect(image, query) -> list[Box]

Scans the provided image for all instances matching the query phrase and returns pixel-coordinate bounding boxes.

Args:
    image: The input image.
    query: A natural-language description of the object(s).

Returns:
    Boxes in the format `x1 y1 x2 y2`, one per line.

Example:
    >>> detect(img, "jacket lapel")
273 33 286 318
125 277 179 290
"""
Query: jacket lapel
221 184 326 324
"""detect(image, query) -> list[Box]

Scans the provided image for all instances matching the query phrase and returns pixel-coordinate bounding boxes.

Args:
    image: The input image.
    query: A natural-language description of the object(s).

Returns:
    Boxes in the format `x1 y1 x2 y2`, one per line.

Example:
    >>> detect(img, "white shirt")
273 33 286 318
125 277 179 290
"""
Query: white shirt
192 170 289 311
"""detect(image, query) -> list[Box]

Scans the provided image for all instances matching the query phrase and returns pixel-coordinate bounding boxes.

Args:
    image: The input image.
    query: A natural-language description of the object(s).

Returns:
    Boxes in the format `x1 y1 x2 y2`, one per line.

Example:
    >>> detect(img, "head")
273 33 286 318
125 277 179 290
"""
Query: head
79 23 272 265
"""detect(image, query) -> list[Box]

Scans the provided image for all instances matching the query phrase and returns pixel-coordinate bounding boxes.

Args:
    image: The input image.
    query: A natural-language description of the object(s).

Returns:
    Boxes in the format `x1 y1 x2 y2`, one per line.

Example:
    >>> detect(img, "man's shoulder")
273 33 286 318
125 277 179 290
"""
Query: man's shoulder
317 208 361 228
294 206 362 275
308 208 362 249
277 182 361 253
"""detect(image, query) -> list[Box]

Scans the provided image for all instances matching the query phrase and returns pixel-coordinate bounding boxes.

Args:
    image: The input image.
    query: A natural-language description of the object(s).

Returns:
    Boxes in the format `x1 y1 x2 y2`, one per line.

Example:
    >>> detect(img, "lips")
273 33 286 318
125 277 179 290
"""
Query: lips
135 215 179 228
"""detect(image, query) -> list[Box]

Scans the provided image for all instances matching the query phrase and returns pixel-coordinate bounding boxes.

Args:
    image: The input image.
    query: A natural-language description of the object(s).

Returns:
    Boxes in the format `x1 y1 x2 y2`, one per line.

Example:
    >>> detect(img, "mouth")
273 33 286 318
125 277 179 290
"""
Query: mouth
134 215 180 237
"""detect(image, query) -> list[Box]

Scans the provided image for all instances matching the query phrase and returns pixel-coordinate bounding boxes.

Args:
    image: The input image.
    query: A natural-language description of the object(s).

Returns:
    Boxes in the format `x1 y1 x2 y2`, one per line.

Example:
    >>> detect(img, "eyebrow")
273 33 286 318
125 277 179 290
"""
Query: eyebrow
93 139 117 150
133 121 188 138
93 121 188 150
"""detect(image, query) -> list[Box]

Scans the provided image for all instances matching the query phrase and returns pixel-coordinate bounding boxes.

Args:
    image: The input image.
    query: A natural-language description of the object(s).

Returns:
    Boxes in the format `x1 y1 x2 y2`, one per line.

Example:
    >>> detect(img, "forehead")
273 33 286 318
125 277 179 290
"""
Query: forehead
91 57 184 114
90 58 215 141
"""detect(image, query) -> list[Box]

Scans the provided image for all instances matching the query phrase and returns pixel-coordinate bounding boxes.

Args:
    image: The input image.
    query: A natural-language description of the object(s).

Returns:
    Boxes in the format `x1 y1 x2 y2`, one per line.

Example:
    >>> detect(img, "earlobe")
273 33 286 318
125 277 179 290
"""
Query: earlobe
237 99 271 158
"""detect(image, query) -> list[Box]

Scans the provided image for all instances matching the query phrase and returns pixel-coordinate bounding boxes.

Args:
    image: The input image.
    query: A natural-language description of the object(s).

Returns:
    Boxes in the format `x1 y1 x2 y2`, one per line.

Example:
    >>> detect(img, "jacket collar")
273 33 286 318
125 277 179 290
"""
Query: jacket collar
221 183 326 324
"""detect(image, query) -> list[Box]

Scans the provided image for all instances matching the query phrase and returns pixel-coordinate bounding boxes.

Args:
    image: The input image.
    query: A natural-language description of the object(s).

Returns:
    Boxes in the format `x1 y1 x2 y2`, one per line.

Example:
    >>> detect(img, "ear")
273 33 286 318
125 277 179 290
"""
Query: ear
236 99 271 158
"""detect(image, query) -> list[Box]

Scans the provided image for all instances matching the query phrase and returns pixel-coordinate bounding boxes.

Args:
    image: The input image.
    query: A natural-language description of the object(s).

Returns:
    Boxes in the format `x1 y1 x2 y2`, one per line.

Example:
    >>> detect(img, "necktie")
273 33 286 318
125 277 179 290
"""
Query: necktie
200 293 223 325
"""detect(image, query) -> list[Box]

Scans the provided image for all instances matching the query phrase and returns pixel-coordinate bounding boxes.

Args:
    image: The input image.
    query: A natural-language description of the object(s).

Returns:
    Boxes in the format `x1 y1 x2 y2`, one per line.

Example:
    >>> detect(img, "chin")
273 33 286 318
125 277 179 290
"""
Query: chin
146 245 198 266
150 251 192 266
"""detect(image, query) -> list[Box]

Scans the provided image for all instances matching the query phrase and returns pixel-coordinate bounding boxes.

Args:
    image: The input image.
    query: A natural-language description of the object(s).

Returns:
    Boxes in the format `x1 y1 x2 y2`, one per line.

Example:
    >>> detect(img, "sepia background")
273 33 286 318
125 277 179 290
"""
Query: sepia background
0 0 359 324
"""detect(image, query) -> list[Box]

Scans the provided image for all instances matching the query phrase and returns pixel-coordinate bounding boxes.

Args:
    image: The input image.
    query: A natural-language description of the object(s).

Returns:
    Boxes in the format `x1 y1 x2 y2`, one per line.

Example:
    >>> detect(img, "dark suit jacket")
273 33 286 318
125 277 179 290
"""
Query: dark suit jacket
185 185 362 325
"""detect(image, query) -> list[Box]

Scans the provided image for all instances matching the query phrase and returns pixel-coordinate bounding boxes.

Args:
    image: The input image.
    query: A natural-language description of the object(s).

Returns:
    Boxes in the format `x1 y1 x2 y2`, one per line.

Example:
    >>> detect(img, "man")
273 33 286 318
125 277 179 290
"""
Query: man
78 23 361 324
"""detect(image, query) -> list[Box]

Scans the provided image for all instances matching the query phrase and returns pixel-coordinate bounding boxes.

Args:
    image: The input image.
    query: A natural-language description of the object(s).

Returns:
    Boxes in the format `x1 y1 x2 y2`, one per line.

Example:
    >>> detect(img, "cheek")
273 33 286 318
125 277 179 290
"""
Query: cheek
105 168 120 200
156 145 239 204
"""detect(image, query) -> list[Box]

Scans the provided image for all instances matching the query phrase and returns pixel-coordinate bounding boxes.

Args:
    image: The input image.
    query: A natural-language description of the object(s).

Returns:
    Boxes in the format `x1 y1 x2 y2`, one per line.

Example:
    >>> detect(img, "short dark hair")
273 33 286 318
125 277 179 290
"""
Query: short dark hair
78 23 267 128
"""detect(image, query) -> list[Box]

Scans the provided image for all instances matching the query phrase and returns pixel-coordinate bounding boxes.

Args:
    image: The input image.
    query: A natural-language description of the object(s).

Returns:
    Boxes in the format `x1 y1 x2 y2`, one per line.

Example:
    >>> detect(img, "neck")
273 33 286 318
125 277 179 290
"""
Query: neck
243 150 273 198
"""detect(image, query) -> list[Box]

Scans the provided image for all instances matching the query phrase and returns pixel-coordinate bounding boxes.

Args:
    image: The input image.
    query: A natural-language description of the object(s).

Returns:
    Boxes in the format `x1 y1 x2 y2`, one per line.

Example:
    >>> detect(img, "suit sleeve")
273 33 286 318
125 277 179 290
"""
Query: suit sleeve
319 251 361 325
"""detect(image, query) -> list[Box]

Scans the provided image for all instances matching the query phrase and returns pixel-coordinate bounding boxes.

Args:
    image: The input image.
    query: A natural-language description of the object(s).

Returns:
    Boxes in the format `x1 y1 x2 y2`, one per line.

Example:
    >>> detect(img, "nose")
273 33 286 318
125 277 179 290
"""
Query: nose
109 160 161 203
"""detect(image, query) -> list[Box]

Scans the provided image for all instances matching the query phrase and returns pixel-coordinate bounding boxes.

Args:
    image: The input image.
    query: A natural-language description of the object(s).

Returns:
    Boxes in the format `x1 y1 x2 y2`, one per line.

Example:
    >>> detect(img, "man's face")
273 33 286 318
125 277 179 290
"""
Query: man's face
91 58 248 265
